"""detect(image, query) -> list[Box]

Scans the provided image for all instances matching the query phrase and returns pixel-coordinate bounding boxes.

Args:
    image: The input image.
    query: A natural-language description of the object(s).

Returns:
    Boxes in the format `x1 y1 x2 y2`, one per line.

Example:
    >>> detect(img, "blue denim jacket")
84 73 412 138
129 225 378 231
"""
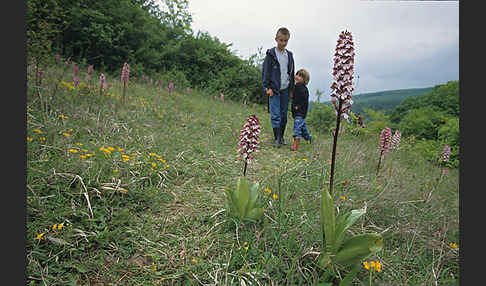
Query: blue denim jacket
262 47 295 94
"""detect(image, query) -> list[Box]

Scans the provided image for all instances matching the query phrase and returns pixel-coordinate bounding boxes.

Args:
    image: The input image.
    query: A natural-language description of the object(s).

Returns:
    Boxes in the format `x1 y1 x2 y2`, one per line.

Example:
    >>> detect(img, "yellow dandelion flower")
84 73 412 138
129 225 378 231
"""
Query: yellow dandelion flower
33 129 42 134
59 114 68 119
370 261 376 270
27 137 33 142
149 153 156 157
376 261 382 272
339 195 347 201
69 149 78 153
151 162 157 167
85 153 94 157
152 262 157 271
113 169 119 173
52 224 58 230
449 242 458 249
36 232 45 240
76 142 83 146
69 128 73 132
244 241 248 246
58 222 65 230
117 147 124 151
63 132 71 137
363 261 370 270
244 246 249 251
273 193 278 200
107 146 115 151
265 188 272 194
41 137 46 142
79 155 87 159
302 158 308 162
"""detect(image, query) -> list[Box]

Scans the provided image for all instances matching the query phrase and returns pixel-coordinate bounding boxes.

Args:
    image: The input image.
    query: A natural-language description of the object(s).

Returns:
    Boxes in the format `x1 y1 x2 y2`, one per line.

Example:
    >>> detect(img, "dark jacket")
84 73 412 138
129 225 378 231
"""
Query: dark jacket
291 82 309 118
262 47 295 94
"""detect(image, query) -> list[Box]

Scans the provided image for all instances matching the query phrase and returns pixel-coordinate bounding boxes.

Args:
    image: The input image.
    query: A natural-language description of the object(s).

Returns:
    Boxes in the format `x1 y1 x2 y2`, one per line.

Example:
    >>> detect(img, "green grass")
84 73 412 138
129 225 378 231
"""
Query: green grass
27 65 459 285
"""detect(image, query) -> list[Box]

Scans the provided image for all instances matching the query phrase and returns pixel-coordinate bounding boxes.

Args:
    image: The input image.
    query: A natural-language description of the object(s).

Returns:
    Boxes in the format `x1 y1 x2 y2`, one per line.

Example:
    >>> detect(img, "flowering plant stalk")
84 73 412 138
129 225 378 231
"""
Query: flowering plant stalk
99 73 107 97
121 62 130 99
376 127 392 176
425 144 451 203
238 115 261 176
224 115 263 222
318 31 383 283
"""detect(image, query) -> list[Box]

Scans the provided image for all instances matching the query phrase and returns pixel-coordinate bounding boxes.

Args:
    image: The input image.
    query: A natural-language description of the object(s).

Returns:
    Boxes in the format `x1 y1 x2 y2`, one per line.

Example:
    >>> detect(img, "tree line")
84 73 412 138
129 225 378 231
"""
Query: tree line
27 0 266 104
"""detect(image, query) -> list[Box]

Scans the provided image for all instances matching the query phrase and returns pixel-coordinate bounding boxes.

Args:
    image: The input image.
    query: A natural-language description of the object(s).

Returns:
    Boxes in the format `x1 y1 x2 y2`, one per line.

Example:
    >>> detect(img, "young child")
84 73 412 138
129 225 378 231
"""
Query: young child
290 68 312 151
262 27 295 148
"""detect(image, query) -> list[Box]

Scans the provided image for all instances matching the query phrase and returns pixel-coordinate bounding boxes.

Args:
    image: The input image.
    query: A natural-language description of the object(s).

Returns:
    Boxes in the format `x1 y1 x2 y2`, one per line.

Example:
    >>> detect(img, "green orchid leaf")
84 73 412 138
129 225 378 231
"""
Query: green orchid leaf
334 233 383 266
320 188 336 253
236 177 250 218
335 207 366 251
247 181 260 211
246 206 263 220
317 252 332 269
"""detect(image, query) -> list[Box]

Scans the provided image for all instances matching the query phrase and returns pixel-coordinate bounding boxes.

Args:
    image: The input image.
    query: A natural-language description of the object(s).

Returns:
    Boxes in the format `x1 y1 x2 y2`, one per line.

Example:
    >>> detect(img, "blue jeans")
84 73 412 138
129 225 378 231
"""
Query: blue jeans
293 116 312 140
269 87 289 130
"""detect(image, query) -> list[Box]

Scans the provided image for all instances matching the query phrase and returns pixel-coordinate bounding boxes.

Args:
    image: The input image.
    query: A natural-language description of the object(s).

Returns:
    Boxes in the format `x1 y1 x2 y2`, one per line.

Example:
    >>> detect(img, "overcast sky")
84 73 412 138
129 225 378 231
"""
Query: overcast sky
187 0 459 102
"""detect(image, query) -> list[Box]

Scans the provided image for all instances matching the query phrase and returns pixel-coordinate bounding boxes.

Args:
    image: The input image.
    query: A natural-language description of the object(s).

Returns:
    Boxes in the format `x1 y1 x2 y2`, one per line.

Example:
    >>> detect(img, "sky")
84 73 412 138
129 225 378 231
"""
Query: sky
186 0 459 102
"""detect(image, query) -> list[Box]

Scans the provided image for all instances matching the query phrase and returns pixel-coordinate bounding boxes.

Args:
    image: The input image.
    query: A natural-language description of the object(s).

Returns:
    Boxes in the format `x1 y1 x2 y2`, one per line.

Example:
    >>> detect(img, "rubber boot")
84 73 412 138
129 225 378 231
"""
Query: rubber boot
290 137 299 151
273 127 281 148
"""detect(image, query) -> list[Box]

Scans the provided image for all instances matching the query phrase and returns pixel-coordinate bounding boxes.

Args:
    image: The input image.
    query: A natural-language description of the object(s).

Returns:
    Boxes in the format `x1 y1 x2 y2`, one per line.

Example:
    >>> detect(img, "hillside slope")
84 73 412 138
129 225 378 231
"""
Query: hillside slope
26 67 458 285
318 87 433 114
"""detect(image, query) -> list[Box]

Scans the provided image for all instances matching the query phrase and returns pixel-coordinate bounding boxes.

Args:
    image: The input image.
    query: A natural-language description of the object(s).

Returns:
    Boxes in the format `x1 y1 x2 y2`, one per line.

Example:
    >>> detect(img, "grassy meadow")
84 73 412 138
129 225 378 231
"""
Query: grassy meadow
26 64 459 285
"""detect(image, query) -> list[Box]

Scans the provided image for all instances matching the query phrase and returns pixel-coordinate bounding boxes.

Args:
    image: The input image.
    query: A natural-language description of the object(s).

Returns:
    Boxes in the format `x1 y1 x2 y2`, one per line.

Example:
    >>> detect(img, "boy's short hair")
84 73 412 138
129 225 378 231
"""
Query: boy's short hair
276 27 290 37
296 68 310 85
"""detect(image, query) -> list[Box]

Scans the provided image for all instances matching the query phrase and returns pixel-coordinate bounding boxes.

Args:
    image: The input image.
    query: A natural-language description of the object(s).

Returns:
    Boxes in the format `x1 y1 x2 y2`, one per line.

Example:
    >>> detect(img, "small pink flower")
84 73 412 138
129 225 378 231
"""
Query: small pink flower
168 81 174 93
121 62 130 84
99 73 107 90
441 144 451 162
391 130 401 150
220 93 225 102
238 115 261 163
330 30 355 118
442 168 448 176
378 127 392 156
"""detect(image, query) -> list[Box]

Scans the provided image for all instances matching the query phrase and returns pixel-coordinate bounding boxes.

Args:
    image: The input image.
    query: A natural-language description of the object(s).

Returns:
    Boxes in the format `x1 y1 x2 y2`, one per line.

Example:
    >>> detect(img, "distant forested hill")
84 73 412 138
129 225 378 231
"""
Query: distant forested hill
316 87 433 115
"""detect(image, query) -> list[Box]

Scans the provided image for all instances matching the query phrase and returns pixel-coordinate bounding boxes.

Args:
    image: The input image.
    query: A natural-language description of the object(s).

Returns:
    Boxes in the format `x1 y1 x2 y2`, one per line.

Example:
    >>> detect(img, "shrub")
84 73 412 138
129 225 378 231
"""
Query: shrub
307 103 335 134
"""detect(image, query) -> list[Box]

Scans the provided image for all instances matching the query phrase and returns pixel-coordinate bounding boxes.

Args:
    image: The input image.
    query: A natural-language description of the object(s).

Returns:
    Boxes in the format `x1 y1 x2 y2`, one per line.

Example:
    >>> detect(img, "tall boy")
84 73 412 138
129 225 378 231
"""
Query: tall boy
290 68 312 151
262 27 295 148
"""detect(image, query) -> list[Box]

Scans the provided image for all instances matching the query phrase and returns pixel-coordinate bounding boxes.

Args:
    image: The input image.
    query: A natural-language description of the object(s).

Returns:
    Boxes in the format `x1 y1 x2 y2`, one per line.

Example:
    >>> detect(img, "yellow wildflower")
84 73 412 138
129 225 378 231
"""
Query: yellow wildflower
375 261 382 272
192 258 198 263
119 189 128 194
340 195 347 201
370 261 375 269
449 242 458 249
27 137 33 142
76 142 83 146
41 137 46 142
151 162 157 167
79 155 87 159
107 146 115 151
69 149 78 153
59 114 68 119
363 261 369 270
302 158 308 162
36 232 45 240
113 169 119 173
52 224 58 230
117 147 124 151
63 132 71 137
265 188 272 194
273 193 278 200
152 262 157 271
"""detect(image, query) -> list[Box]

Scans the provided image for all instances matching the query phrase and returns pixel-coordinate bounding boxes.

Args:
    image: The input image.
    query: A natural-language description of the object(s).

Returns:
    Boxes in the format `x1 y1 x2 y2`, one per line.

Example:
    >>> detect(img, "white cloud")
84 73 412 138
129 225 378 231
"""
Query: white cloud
186 0 458 100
